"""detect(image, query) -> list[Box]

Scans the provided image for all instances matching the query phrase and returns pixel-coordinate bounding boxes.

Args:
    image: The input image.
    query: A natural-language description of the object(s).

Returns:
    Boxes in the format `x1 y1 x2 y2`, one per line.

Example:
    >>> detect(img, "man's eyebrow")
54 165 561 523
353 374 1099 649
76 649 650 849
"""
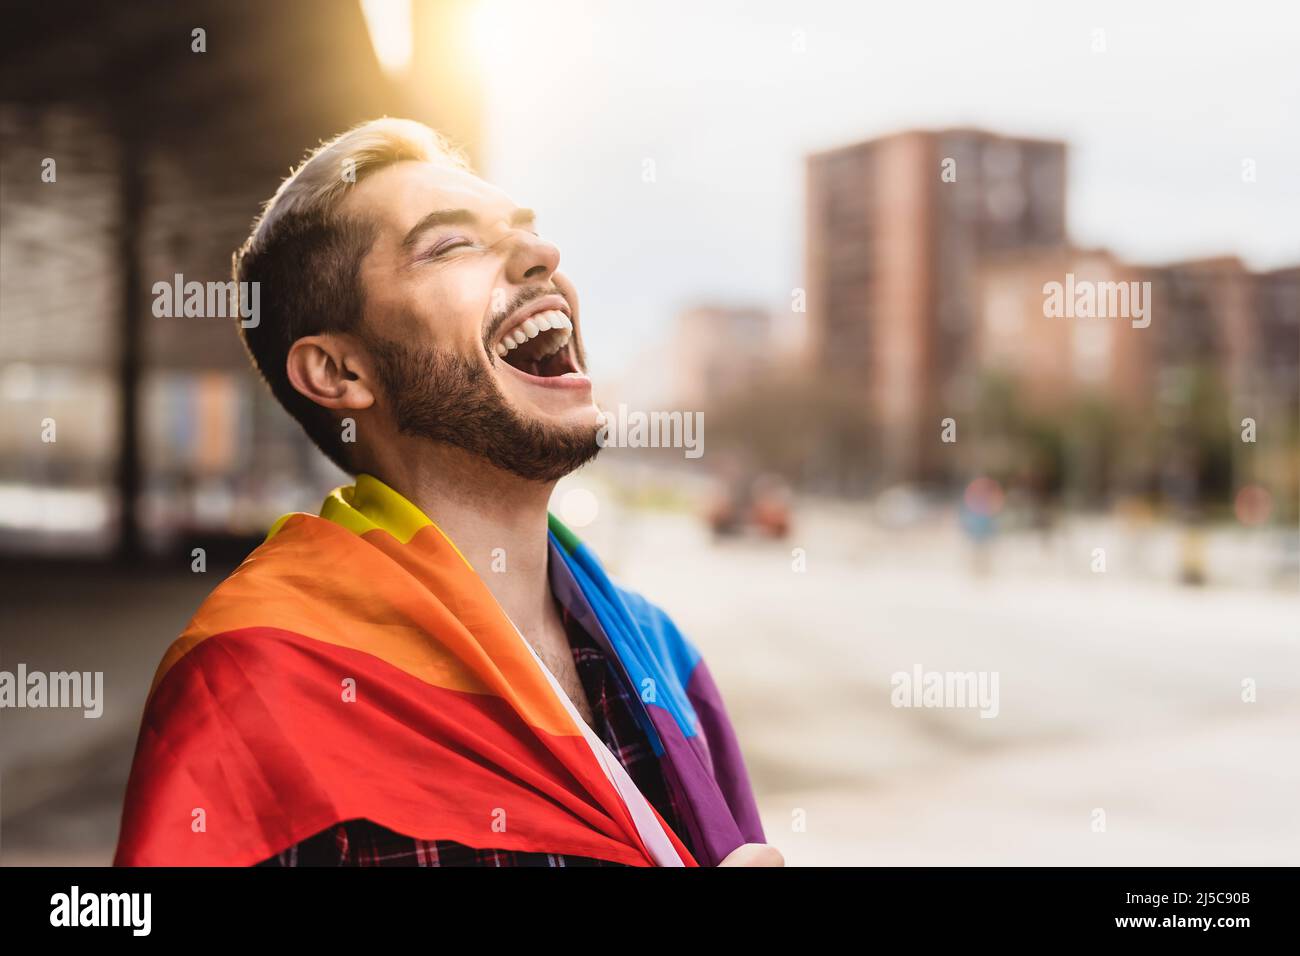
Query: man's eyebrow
400 207 537 250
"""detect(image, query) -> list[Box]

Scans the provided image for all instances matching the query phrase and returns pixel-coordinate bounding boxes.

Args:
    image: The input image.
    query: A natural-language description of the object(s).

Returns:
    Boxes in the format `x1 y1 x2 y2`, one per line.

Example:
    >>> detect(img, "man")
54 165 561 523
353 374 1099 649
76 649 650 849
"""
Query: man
114 119 779 868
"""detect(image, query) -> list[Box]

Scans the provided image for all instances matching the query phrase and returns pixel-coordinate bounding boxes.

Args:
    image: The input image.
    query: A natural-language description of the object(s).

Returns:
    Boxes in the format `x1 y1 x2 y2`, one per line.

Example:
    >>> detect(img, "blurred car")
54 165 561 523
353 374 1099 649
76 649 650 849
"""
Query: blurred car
705 472 791 539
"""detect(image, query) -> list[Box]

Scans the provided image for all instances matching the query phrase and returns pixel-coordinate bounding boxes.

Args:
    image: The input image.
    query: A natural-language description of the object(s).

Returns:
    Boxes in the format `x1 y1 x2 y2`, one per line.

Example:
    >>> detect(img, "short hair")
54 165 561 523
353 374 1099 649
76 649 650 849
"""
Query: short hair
232 118 471 472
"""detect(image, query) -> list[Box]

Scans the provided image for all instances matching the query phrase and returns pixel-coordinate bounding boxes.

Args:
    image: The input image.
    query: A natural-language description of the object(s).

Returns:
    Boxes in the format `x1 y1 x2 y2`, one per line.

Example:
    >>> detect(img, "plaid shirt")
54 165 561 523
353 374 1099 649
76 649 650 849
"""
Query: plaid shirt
257 601 688 867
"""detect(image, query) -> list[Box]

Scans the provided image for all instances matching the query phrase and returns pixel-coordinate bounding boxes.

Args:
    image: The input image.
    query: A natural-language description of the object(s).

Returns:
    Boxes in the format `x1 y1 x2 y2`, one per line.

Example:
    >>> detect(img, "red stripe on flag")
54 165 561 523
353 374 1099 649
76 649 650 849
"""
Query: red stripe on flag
115 627 657 866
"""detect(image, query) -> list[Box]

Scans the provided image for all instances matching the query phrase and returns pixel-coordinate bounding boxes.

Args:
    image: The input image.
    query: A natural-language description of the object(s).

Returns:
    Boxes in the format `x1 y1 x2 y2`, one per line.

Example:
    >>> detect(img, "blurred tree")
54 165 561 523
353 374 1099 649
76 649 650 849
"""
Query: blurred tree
706 372 876 495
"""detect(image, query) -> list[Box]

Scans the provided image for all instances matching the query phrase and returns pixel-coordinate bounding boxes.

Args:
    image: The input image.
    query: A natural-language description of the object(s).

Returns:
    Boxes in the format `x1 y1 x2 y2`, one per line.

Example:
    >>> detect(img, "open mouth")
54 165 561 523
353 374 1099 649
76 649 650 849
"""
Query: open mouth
492 309 581 379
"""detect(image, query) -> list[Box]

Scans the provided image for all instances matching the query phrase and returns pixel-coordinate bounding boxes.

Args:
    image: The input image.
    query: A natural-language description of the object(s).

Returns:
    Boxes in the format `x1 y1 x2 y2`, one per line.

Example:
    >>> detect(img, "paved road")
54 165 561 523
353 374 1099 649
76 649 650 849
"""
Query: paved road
2 487 1297 865
576 490 1300 865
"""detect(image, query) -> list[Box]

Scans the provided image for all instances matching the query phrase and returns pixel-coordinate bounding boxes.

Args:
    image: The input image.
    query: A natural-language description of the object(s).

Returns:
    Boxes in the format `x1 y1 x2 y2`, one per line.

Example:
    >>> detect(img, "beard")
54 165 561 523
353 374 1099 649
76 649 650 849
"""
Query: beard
363 334 600 483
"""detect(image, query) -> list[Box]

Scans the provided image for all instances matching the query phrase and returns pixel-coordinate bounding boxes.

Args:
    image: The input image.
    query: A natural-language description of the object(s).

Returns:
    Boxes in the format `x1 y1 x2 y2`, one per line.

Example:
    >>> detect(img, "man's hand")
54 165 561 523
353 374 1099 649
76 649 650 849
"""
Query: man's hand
717 843 785 866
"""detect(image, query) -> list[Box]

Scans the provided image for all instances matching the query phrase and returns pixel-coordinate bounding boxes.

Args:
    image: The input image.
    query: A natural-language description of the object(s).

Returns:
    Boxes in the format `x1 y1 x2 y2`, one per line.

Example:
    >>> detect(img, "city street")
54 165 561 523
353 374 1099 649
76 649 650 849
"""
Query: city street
2 487 1297 865
577 484 1300 865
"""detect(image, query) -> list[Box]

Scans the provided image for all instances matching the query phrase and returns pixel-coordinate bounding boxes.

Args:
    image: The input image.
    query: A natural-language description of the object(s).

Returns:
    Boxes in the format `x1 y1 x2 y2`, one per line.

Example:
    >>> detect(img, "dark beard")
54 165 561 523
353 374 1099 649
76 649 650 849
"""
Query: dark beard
364 335 600 483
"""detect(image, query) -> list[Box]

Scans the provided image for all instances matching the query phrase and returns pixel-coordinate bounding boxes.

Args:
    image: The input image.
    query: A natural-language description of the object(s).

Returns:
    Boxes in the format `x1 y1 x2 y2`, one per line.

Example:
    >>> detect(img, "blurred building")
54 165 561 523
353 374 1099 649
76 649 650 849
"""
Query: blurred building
805 128 1068 487
973 247 1300 505
1146 259 1300 418
1255 265 1300 410
976 252 1300 416
806 127 1298 500
0 0 483 558
669 304 778 410
975 247 1158 410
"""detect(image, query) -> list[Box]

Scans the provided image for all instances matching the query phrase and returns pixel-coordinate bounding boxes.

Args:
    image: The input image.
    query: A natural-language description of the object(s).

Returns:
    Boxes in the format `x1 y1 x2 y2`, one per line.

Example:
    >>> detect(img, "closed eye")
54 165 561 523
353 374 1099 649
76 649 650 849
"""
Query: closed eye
422 237 476 260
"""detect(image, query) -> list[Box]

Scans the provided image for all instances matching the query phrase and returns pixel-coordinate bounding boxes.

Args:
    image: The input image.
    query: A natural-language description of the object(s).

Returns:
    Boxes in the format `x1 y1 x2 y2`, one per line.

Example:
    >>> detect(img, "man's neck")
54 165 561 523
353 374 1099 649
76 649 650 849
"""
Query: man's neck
367 443 557 638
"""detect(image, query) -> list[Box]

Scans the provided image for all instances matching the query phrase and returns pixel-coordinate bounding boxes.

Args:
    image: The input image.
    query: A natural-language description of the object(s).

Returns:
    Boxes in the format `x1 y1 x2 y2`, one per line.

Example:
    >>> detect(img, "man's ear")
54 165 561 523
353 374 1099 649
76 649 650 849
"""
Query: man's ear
285 334 376 411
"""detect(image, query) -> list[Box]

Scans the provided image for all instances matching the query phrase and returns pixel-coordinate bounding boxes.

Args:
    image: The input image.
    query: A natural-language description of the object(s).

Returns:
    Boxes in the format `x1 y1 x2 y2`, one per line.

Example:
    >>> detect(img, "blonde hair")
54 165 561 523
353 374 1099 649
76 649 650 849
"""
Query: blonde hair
249 117 470 249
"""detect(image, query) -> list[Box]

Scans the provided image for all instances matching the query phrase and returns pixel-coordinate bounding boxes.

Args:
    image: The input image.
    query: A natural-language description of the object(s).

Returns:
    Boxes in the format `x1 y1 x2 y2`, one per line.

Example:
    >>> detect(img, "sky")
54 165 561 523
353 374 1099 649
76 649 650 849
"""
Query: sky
471 0 1300 375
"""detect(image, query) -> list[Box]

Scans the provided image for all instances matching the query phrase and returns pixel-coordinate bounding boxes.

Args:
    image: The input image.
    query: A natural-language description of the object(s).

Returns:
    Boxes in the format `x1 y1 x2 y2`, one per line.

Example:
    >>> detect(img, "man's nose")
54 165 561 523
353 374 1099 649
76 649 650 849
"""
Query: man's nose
504 231 560 285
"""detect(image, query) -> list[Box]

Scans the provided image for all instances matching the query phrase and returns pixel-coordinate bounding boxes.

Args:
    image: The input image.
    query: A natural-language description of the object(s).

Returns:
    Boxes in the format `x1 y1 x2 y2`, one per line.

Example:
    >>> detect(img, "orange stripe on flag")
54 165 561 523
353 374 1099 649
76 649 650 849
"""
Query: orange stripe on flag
151 514 579 738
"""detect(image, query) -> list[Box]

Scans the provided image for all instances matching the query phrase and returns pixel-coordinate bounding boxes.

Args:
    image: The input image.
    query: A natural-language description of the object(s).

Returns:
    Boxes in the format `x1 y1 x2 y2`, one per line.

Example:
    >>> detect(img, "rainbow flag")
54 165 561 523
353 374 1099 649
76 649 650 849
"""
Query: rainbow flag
114 475 764 866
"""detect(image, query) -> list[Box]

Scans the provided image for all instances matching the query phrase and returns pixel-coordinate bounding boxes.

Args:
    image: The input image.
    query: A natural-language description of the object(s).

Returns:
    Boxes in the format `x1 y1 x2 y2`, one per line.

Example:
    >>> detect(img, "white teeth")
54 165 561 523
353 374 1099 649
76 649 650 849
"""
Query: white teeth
495 311 574 360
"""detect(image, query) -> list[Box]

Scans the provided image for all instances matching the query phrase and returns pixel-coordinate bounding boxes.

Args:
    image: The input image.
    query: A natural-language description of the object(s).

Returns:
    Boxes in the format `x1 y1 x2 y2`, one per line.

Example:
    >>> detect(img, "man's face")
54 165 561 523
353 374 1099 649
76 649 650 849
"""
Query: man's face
339 160 601 481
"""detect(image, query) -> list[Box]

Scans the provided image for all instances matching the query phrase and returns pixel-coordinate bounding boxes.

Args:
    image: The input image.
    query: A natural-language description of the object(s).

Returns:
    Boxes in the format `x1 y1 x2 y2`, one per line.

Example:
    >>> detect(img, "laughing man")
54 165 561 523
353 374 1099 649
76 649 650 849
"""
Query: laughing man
114 119 778 868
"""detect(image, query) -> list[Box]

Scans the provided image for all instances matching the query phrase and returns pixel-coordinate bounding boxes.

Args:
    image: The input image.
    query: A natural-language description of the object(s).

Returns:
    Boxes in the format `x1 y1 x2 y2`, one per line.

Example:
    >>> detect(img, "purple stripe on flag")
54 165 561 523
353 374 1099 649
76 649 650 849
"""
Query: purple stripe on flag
645 667 765 866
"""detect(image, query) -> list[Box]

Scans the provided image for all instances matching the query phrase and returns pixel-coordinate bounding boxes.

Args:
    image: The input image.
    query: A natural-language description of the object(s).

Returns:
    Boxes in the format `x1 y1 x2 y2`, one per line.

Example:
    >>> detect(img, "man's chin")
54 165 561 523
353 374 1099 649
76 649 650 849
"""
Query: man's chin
369 335 601 483
496 418 603 484
506 402 604 450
